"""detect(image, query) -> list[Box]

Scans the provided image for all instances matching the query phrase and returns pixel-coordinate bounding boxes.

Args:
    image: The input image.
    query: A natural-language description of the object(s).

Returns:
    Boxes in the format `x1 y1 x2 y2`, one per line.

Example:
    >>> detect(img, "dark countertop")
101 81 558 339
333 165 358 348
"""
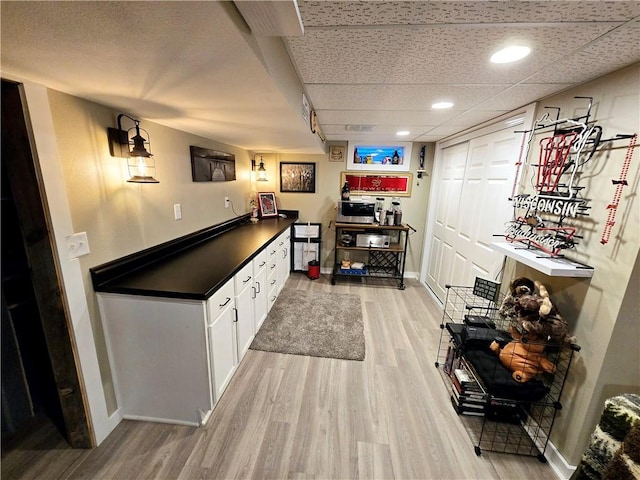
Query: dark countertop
92 216 296 301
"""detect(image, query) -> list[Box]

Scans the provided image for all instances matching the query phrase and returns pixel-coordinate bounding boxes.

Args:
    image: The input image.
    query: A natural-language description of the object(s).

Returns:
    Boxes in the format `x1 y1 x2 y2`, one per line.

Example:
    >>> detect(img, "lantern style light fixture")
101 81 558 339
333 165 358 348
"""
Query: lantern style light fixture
252 155 268 182
107 113 159 183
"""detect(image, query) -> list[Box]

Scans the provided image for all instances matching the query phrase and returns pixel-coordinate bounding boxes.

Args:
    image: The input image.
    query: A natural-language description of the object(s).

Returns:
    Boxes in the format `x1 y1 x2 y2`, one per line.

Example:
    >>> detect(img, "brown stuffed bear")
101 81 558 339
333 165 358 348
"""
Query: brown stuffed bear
490 326 556 383
499 277 576 346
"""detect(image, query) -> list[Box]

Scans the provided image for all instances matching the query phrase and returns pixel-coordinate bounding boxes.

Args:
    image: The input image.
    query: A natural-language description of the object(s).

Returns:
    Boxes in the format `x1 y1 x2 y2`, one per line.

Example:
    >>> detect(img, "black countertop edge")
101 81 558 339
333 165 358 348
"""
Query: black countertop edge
90 210 299 292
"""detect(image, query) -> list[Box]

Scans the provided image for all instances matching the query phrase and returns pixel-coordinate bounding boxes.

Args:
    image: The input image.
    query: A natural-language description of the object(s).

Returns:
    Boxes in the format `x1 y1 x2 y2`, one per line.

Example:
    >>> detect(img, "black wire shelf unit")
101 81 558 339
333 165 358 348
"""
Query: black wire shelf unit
434 278 579 462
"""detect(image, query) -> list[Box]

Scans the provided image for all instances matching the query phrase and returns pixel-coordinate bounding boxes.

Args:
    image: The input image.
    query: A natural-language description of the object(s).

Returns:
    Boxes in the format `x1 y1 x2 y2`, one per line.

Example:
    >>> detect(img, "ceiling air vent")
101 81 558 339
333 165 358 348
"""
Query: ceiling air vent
345 125 375 132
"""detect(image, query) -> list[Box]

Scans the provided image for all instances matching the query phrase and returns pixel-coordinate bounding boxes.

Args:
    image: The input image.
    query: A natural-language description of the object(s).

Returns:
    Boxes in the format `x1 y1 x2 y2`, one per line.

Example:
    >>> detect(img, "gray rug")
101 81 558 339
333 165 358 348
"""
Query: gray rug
250 289 365 361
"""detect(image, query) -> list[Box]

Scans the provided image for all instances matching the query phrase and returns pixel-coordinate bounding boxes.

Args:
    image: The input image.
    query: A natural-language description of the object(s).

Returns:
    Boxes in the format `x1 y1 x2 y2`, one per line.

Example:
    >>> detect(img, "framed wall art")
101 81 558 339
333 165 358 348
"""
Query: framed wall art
190 146 236 182
280 162 316 193
346 142 412 172
341 171 413 197
329 145 346 162
257 192 278 218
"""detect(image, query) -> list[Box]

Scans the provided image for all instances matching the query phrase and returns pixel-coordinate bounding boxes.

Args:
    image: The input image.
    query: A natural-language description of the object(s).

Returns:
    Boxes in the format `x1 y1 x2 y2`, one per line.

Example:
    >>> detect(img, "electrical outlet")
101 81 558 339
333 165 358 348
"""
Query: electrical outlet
224 197 230 208
174 204 182 220
66 232 90 259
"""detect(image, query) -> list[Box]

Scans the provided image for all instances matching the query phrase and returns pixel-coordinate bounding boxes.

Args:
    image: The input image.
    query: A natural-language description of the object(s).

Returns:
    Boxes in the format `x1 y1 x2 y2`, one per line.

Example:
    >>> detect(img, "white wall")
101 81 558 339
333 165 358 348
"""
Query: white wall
259 145 434 275
24 83 434 444
504 63 640 465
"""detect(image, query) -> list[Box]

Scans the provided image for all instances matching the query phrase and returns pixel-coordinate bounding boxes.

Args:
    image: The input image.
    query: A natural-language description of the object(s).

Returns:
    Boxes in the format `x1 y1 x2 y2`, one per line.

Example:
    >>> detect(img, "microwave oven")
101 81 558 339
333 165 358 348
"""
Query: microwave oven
336 201 375 224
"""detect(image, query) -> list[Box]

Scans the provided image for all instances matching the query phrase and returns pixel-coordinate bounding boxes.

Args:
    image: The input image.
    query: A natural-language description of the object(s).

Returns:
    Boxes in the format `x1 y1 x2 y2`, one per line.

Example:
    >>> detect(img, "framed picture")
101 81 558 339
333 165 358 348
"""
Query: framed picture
257 192 278 218
346 142 412 172
329 145 346 162
341 171 413 197
279 162 316 193
190 146 236 182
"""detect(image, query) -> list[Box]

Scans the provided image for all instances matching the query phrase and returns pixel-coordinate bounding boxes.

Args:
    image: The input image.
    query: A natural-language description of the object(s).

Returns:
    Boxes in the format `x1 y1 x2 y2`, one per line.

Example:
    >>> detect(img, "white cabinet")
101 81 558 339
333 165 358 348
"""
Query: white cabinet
97 293 213 426
206 280 237 405
234 262 255 362
253 251 268 330
266 241 279 312
96 225 293 427
276 229 291 293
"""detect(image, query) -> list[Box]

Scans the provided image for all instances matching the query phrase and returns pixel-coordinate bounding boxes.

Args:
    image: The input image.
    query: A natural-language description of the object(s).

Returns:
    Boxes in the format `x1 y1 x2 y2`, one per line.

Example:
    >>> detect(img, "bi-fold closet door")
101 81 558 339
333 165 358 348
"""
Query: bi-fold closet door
422 111 535 303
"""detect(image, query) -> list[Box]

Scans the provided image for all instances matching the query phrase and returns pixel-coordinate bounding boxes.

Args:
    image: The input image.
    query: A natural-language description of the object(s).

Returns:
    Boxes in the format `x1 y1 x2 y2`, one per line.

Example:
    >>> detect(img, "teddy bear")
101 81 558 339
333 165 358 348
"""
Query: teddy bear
490 326 556 383
498 277 576 346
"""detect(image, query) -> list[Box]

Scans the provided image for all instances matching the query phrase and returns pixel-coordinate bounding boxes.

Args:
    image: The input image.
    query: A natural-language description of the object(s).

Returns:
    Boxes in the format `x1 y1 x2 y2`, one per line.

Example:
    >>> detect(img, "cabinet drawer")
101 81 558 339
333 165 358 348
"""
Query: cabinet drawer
234 262 253 292
253 249 268 274
267 240 278 259
207 280 234 322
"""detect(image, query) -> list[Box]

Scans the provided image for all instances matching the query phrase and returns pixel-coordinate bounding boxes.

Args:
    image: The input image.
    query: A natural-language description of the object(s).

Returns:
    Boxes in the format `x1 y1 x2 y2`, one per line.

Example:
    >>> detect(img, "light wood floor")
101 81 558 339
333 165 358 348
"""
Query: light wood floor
2 275 559 479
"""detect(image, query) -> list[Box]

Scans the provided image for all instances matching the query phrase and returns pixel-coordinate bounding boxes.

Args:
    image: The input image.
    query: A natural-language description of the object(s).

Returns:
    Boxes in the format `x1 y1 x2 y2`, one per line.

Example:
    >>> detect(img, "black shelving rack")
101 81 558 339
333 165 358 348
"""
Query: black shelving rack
434 278 579 462
331 222 412 289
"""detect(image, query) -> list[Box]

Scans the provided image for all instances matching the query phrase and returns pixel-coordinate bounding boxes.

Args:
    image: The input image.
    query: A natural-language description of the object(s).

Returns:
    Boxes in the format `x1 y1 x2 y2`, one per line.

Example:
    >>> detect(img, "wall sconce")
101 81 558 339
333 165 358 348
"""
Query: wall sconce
251 155 268 182
107 113 159 183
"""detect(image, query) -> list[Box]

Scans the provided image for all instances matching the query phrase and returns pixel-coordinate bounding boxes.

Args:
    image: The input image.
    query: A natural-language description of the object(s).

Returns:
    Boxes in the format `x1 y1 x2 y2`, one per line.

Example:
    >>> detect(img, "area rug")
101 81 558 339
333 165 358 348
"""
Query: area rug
250 289 365 361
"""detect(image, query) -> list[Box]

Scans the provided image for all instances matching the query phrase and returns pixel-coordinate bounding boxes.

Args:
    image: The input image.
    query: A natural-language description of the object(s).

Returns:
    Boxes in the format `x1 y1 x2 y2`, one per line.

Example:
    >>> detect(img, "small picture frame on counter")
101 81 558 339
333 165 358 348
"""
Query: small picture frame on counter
257 192 278 218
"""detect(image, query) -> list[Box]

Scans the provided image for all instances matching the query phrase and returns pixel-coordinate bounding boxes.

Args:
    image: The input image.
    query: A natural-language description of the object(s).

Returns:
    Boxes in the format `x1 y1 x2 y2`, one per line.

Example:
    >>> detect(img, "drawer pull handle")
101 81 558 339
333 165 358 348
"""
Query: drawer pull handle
219 297 231 307
243 275 252 284
259 261 266 267
256 281 261 293
270 279 276 285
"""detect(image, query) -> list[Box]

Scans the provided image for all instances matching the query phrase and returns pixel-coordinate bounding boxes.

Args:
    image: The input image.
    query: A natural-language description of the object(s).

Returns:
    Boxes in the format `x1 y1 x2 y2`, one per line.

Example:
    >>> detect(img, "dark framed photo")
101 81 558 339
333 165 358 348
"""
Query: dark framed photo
257 192 278 218
280 162 316 193
190 146 236 182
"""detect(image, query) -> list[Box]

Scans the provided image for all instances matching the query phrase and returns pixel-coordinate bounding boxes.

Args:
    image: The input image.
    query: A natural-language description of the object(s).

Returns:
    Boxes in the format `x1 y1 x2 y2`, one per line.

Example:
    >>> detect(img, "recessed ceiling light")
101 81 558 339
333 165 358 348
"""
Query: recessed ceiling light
396 130 410 136
490 45 531 64
432 101 454 110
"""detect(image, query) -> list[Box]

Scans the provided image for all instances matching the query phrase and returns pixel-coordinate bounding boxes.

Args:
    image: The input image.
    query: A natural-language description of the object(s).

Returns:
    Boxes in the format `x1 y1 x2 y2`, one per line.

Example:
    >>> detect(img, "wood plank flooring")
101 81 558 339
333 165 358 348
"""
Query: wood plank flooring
2 274 559 479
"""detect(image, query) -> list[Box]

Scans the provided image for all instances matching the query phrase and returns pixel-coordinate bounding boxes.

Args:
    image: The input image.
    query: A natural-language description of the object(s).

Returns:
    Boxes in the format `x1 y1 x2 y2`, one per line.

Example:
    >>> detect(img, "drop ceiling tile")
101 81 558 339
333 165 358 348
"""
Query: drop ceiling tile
438 109 512 127
306 84 508 110
470 83 574 111
298 1 640 26
287 23 618 85
526 22 640 84
316 109 460 125
414 124 472 139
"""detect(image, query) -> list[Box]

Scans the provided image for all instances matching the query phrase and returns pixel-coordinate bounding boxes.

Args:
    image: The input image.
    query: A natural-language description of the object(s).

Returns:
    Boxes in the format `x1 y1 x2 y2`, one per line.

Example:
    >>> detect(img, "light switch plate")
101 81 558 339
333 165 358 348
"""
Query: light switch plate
174 204 182 220
66 232 90 259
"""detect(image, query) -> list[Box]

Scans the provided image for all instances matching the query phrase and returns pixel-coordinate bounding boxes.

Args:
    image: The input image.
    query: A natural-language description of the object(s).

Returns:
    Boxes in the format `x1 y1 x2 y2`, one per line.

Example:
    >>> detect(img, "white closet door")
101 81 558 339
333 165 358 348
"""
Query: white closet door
424 128 520 302
455 129 519 284
426 141 469 301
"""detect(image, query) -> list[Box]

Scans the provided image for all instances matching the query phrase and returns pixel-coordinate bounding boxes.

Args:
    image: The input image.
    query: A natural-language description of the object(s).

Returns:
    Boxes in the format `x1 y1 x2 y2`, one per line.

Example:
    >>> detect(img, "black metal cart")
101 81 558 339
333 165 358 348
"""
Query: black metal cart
331 222 412 289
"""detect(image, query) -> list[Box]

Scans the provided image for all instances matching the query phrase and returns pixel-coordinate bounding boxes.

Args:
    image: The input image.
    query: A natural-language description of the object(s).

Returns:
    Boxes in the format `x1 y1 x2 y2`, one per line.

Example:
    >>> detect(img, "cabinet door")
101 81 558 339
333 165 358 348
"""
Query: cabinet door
267 266 278 312
235 277 255 363
277 230 291 292
253 264 268 330
208 299 236 404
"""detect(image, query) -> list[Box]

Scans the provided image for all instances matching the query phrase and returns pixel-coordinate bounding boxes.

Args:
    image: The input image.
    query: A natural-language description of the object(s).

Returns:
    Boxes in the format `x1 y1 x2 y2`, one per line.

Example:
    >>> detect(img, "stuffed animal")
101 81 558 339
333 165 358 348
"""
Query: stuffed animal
498 277 535 325
499 277 576 346
490 326 556 383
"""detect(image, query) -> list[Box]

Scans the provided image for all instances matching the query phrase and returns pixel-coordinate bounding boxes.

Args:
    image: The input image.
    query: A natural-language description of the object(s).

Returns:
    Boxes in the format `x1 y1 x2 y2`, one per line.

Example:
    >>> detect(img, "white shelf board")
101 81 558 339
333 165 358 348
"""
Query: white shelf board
491 241 594 278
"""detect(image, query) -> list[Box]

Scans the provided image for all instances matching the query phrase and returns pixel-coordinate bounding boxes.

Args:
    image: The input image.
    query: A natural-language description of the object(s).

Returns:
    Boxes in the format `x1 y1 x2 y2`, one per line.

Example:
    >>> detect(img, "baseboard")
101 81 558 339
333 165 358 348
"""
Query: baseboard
546 439 577 479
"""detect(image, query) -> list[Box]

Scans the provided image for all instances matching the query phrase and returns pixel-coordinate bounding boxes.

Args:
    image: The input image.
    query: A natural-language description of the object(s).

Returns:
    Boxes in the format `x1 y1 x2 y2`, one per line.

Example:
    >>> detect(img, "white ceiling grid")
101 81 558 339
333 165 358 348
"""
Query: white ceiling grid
288 1 640 143
0 1 638 150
